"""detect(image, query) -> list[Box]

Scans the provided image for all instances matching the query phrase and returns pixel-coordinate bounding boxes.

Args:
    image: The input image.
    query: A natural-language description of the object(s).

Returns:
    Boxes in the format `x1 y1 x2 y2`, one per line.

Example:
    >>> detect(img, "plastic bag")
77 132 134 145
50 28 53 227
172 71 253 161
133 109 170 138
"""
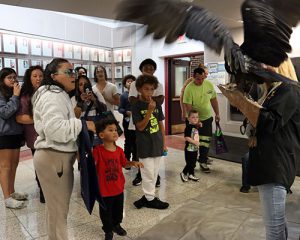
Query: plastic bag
214 122 228 154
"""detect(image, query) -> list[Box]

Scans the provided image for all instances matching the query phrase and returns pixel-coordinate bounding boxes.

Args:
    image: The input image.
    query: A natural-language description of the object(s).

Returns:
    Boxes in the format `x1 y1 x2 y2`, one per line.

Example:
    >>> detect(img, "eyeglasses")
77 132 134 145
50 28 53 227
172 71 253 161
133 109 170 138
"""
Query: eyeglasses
6 75 17 81
55 69 76 77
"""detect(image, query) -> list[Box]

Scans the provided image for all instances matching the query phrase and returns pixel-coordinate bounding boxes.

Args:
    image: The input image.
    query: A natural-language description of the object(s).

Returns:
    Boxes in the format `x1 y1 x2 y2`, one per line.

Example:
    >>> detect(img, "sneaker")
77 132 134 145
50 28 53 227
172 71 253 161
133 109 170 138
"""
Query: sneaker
155 175 161 187
132 174 142 186
133 195 147 209
145 197 169 209
188 174 200 181
104 232 113 240
11 192 28 200
207 158 214 165
180 172 188 182
5 197 25 209
200 163 210 173
112 224 127 236
240 185 251 193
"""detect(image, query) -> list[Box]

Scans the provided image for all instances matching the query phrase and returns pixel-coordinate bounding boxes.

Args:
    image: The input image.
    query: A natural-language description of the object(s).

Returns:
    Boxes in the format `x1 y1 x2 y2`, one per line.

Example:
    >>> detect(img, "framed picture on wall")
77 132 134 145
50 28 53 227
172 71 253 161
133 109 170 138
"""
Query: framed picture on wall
64 44 73 59
53 42 63 58
114 66 123 78
17 37 29 54
0 34 2 52
18 59 30 76
82 64 91 78
98 49 105 62
113 50 123 63
42 40 52 57
105 66 112 78
31 39 42 56
123 66 131 76
3 34 16 53
4 58 17 72
0 58 3 69
122 49 132 62
73 45 82 60
31 60 42 67
105 50 112 63
82 47 90 61
90 65 96 78
90 48 98 62
43 60 51 69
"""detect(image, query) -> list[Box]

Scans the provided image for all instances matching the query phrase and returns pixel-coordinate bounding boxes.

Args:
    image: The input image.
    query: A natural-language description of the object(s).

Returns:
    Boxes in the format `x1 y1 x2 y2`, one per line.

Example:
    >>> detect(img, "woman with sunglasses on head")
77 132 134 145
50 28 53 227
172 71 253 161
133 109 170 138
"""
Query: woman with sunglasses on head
0 67 26 209
32 58 95 240
16 65 45 203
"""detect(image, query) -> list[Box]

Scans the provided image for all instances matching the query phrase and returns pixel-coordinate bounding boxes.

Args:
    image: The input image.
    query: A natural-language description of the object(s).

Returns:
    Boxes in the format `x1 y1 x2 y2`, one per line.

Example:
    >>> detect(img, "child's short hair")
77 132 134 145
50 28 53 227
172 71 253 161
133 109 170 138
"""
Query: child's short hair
95 117 119 135
122 74 136 86
135 75 158 90
188 109 198 117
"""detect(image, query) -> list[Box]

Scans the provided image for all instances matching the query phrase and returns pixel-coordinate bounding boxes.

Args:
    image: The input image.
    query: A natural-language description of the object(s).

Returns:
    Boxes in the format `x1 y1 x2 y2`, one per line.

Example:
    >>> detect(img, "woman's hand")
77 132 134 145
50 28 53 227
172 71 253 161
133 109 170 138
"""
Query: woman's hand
13 82 21 97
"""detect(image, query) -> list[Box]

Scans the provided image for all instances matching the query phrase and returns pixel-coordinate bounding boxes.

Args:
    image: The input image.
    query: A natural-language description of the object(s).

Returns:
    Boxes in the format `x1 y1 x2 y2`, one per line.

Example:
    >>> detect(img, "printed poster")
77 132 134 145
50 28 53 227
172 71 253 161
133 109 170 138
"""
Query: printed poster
18 59 30 76
31 39 42 56
73 45 82 60
4 58 17 72
105 50 112 63
90 48 98 61
82 47 90 61
42 40 52 57
122 49 132 62
31 60 42 67
53 42 63 58
98 49 105 62
123 65 131 76
64 44 73 59
17 37 29 54
113 50 123 63
3 34 16 53
114 66 123 78
206 62 227 93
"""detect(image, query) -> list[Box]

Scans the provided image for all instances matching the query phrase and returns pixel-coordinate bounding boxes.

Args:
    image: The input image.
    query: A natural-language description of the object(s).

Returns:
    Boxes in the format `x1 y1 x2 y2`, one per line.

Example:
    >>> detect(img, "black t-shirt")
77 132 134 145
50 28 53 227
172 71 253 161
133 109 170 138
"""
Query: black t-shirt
184 123 199 152
132 100 164 158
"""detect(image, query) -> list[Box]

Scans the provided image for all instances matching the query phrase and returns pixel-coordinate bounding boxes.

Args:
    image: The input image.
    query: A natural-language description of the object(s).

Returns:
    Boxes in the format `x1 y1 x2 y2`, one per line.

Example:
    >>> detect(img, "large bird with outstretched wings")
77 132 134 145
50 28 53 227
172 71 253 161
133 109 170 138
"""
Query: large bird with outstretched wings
116 0 300 91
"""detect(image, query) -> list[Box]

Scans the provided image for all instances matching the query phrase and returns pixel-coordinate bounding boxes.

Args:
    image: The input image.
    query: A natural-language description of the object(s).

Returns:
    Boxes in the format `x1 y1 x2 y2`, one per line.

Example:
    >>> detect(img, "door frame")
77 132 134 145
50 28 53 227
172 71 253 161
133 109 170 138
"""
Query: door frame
164 51 203 134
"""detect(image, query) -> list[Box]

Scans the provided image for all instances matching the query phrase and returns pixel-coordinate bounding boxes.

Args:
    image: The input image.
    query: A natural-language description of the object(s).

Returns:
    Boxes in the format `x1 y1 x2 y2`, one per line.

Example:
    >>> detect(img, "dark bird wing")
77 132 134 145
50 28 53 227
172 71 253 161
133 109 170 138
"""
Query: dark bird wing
115 0 243 72
241 0 300 67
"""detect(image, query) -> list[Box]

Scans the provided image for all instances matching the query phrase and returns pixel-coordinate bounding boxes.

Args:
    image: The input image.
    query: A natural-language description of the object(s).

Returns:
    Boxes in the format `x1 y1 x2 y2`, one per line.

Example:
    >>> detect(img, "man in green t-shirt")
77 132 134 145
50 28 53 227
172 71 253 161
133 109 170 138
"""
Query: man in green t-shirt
183 67 220 173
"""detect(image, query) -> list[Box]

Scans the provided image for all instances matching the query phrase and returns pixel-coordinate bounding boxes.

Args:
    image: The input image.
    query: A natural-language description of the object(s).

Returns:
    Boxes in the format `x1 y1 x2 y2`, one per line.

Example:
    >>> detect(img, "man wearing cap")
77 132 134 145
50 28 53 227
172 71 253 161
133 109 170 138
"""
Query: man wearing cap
129 58 164 187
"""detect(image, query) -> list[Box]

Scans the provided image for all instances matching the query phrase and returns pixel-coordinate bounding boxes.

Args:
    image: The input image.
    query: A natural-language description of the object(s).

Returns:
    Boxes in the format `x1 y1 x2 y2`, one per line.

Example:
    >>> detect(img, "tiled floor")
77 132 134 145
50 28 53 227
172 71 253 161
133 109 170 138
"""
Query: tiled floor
1 136 300 240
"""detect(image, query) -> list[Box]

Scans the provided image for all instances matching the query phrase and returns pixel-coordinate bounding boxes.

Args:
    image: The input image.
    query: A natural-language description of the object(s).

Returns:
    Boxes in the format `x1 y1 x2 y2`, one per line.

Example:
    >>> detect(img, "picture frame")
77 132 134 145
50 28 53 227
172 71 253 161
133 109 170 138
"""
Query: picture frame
90 48 98 62
17 59 30 76
53 42 63 58
64 43 73 59
42 40 52 57
82 47 90 61
4 58 17 72
3 34 16 53
114 66 123 78
123 65 131 76
98 49 105 62
122 49 132 62
73 45 82 60
31 39 42 56
82 64 90 78
113 49 123 63
0 34 2 52
17 37 29 55
105 50 112 63
105 66 112 78
31 60 42 67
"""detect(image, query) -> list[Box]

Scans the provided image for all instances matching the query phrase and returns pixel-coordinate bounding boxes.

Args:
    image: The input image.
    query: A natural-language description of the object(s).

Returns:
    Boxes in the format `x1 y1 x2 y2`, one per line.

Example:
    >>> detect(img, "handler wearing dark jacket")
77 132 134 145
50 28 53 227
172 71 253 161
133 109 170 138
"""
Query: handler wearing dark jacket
219 80 300 240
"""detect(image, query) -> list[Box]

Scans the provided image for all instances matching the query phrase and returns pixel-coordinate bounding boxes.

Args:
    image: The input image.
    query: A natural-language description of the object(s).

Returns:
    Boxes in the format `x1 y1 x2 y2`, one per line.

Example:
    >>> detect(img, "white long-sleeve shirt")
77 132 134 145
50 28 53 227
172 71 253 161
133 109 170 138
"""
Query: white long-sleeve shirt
32 85 82 152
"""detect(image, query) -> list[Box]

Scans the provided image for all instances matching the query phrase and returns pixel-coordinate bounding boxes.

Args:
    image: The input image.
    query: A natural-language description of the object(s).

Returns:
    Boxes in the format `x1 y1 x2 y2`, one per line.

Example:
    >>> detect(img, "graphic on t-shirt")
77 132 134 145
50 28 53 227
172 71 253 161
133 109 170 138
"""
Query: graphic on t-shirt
187 127 199 151
140 109 159 134
104 158 118 182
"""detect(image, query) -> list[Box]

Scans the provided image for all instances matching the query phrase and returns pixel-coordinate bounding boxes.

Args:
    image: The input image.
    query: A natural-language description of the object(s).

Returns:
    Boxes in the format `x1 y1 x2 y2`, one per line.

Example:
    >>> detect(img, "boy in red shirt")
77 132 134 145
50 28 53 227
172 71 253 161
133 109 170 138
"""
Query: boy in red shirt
93 118 143 240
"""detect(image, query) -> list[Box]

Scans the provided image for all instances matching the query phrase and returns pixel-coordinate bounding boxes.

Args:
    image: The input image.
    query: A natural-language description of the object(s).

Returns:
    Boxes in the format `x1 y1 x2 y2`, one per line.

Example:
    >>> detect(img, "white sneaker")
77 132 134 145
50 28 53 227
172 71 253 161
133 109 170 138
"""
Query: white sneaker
188 174 200 181
180 172 188 182
5 197 25 209
11 192 28 200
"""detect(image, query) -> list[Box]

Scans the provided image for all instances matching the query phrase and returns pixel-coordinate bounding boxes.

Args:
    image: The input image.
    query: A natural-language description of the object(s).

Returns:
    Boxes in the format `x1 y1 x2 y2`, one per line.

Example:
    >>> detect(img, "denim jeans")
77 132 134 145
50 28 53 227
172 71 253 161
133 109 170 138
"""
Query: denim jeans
258 184 288 240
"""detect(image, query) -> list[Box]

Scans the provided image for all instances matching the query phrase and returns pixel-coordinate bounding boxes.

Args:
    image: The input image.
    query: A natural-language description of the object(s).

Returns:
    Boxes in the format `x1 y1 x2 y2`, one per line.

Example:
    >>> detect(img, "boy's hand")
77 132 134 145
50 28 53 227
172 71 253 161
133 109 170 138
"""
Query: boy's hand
132 161 144 168
148 98 156 112
197 122 203 128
